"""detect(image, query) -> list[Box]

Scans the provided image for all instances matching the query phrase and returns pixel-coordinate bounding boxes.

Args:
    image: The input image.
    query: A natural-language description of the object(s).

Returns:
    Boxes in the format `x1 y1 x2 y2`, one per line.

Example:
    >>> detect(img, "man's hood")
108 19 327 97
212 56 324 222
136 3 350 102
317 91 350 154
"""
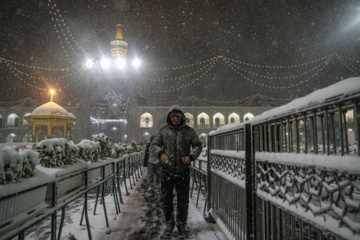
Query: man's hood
167 105 186 127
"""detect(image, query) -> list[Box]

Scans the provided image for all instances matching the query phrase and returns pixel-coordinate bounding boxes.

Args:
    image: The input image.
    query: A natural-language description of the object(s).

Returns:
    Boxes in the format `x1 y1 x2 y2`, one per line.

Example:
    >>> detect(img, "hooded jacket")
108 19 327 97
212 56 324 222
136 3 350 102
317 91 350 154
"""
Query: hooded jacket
151 105 202 174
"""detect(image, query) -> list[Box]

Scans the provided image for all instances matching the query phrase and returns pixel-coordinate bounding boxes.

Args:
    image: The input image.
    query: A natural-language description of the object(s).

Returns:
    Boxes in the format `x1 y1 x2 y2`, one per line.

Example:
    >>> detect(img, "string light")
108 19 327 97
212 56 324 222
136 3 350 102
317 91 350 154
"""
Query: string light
222 54 333 69
0 57 73 71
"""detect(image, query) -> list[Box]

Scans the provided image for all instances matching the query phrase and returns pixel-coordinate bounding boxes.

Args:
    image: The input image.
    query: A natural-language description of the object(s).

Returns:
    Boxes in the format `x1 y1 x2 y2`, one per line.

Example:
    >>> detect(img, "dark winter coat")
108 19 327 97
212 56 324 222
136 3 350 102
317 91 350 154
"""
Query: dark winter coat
151 105 202 174
142 135 158 166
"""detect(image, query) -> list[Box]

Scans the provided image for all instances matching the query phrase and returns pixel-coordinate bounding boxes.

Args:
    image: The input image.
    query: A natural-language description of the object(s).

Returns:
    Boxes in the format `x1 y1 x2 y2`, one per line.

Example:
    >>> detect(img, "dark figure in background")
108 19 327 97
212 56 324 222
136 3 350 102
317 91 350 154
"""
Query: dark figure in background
142 135 161 190
151 105 202 239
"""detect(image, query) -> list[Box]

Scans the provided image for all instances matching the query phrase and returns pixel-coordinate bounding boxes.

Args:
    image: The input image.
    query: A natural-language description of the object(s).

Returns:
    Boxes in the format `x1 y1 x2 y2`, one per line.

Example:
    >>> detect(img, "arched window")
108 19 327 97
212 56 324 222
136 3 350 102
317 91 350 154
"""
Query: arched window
6 133 17 143
228 113 240 124
23 113 31 126
243 113 255 122
197 112 210 128
215 118 220 127
7 113 19 127
199 133 207 147
200 118 205 127
140 112 153 128
212 113 225 127
184 112 194 128
111 127 118 134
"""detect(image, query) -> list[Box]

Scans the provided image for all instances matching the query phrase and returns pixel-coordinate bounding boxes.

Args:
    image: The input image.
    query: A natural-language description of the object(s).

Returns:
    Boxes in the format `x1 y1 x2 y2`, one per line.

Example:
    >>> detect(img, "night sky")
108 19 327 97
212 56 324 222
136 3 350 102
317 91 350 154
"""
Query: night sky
0 0 359 106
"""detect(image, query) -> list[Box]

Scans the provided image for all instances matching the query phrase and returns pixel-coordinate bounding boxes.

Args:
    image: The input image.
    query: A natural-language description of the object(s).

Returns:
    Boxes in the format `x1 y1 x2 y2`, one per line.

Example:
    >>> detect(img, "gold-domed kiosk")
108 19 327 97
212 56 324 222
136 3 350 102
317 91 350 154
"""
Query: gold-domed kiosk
24 97 76 142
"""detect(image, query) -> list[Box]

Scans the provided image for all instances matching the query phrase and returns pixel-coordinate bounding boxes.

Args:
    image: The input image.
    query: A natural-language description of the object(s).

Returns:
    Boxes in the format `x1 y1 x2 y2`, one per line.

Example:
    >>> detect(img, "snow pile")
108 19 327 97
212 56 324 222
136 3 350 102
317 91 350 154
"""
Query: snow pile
31 101 70 117
253 77 360 124
77 139 101 162
0 146 39 184
111 142 128 158
37 138 78 167
93 133 112 159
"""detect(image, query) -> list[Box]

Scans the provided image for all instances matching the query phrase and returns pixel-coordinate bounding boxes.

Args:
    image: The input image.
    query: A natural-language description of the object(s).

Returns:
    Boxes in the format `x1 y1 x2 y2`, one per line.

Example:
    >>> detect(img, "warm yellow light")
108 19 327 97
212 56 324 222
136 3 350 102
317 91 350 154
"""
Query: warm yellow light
50 89 55 102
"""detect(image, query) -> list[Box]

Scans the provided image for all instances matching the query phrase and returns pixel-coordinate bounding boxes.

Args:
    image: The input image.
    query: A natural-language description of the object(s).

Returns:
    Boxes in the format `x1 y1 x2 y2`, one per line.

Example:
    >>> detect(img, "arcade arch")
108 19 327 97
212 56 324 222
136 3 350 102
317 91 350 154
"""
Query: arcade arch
140 112 153 128
199 133 207 147
228 113 240 124
213 113 225 127
7 113 19 127
184 112 194 128
23 113 31 126
197 112 210 128
243 112 255 122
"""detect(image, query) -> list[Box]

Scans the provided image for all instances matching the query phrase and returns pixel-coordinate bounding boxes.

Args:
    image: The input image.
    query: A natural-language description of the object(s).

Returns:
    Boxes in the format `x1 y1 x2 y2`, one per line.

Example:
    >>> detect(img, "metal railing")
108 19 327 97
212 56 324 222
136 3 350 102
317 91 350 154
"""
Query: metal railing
0 152 144 240
207 80 360 240
190 157 208 215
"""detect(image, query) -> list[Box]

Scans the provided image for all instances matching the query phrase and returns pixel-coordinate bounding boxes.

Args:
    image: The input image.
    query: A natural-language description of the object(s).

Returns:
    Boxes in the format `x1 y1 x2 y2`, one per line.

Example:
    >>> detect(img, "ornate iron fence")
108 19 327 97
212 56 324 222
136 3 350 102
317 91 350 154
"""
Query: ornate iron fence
207 78 360 240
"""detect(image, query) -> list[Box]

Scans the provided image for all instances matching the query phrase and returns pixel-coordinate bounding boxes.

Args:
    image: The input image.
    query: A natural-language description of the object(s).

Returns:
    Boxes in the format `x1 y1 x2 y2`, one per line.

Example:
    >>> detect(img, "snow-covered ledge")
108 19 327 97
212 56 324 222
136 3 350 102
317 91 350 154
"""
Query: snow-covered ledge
0 169 54 237
86 158 118 187
37 161 88 204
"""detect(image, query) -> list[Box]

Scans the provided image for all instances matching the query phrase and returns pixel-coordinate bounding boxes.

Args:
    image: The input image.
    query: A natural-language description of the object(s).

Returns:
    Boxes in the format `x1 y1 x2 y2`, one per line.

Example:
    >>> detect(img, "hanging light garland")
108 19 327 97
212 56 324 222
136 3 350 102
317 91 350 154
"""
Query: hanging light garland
4 61 75 82
223 59 327 80
0 57 73 71
131 57 219 93
335 54 360 76
222 53 334 69
149 56 219 72
47 0 84 65
224 57 331 89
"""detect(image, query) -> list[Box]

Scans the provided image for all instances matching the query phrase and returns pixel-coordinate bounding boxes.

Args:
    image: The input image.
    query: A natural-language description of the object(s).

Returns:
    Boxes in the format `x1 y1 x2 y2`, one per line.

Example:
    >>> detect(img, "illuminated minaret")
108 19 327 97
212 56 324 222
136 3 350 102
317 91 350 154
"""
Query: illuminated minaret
110 24 128 58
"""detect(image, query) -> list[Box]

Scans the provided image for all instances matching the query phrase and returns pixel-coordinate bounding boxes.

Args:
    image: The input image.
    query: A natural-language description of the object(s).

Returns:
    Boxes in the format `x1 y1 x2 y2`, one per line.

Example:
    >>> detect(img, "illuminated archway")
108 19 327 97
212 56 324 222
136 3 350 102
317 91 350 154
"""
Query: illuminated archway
140 112 153 128
23 113 31 126
184 112 194 128
228 113 240 124
197 112 210 128
199 133 207 147
7 113 19 127
213 113 225 127
6 133 17 143
243 112 255 122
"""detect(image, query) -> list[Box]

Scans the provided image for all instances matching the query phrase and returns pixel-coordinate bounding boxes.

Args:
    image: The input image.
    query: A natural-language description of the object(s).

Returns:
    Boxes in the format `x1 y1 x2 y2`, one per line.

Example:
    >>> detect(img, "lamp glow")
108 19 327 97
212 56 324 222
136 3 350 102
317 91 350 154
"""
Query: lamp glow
85 59 94 68
115 58 126 69
50 89 55 102
132 58 141 68
100 58 110 69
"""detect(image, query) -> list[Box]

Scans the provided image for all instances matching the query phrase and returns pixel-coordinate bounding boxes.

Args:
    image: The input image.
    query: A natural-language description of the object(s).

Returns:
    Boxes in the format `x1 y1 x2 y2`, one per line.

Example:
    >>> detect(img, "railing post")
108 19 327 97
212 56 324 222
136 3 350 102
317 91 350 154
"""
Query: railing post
245 123 255 239
206 134 215 223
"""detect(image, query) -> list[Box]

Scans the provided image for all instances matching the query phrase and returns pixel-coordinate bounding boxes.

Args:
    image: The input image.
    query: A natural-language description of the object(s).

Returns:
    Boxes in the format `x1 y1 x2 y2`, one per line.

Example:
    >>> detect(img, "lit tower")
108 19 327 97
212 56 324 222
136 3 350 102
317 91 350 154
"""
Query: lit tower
110 24 128 58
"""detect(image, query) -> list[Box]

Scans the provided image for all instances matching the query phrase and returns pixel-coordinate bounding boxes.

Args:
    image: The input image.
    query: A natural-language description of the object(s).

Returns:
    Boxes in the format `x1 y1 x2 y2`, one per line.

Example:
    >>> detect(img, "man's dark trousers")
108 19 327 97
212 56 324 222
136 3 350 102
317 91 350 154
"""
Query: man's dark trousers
161 167 190 226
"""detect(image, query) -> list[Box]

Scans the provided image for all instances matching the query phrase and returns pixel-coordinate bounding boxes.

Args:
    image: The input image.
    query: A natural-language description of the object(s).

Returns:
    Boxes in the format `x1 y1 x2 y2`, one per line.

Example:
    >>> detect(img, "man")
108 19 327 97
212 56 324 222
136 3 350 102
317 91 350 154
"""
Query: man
151 105 202 239
142 135 161 191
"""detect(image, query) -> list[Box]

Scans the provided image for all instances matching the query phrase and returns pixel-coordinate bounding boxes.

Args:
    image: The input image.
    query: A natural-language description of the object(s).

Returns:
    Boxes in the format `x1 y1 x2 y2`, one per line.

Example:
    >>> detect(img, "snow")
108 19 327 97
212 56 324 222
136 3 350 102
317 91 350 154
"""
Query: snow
0 169 54 198
36 161 88 178
255 151 360 174
209 77 360 135
30 101 71 117
257 190 359 240
253 77 360 124
22 172 228 240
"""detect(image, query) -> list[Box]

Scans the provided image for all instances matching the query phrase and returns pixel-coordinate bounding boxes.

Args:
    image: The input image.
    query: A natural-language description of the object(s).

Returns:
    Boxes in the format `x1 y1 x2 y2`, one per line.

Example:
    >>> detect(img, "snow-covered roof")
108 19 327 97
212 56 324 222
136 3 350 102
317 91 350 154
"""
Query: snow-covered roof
30 101 72 118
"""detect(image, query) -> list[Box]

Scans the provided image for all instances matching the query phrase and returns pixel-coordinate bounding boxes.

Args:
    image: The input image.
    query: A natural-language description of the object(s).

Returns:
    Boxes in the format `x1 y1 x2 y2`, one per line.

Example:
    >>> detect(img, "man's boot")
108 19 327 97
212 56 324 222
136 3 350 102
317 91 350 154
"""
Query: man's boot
161 223 175 239
177 225 188 239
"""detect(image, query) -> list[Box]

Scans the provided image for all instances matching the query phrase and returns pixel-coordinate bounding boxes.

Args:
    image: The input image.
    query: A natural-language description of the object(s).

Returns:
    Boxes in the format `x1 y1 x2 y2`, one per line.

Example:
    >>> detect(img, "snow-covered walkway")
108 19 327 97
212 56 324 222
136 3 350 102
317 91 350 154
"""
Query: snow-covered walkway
24 171 227 240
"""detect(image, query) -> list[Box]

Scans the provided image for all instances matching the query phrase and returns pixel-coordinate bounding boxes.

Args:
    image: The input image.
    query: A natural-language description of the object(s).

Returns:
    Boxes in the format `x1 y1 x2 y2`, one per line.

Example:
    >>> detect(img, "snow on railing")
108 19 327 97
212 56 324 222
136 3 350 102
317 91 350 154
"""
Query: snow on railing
208 77 360 239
